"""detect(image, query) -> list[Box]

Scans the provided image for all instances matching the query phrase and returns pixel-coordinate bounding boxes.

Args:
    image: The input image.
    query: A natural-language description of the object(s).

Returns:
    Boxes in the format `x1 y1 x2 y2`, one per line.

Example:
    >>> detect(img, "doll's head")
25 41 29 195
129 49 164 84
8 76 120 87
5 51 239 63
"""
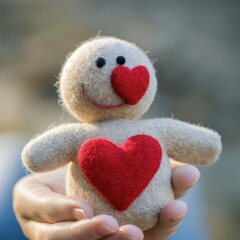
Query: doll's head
59 36 157 123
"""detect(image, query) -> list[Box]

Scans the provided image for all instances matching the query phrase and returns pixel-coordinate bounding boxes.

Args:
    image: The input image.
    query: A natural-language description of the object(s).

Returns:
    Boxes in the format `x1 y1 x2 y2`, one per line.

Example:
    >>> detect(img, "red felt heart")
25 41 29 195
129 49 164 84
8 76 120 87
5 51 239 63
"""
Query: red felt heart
78 135 162 211
111 66 150 105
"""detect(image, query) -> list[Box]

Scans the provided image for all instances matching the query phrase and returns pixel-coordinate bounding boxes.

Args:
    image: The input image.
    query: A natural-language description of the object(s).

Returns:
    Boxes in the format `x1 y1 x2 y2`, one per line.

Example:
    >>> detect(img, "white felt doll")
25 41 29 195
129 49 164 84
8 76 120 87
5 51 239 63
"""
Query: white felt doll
22 36 222 230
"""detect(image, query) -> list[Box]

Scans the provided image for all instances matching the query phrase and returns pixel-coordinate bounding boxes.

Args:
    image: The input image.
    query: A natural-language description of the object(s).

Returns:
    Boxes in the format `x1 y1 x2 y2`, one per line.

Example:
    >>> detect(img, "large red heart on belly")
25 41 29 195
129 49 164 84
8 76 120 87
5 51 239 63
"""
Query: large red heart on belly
78 135 162 211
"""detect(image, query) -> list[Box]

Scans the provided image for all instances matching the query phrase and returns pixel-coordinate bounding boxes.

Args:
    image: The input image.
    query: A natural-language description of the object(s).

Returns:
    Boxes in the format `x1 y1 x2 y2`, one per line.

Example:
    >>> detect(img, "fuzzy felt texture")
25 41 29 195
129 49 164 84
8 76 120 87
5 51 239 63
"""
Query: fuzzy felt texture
68 153 172 231
78 135 162 211
22 118 222 230
21 36 222 231
81 85 125 110
59 37 157 123
22 119 222 173
111 66 150 105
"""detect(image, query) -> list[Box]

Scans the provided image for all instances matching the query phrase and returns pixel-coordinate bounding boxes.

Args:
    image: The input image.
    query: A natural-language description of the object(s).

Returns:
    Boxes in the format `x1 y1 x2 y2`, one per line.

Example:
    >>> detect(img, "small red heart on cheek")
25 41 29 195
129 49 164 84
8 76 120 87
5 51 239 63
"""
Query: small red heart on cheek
78 135 162 211
111 66 150 105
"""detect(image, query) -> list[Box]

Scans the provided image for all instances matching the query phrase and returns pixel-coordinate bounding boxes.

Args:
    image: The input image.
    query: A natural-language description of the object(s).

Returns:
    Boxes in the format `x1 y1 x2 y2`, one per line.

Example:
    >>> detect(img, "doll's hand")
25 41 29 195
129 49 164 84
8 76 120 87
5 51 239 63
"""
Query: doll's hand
13 163 200 240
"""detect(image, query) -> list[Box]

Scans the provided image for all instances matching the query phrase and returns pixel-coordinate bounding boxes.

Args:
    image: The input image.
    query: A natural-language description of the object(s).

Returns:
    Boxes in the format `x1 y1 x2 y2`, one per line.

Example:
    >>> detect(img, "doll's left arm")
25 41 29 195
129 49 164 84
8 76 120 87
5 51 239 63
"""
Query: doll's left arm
154 118 222 165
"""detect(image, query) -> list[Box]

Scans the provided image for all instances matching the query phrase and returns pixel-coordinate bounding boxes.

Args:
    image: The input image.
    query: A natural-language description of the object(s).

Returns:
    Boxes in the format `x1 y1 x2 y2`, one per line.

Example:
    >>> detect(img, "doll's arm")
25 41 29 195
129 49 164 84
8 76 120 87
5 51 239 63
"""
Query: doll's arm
22 124 86 172
154 118 222 165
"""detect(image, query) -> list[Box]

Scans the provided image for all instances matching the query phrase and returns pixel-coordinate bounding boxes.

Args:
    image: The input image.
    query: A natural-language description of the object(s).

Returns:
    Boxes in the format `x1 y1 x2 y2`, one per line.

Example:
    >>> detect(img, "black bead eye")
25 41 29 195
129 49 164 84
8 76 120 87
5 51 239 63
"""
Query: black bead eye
116 56 126 65
96 57 106 68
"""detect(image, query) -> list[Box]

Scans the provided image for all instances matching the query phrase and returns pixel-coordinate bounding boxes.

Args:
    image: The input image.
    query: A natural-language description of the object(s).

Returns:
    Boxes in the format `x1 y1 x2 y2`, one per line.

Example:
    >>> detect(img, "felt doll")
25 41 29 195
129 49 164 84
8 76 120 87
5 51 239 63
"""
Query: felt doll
22 36 222 231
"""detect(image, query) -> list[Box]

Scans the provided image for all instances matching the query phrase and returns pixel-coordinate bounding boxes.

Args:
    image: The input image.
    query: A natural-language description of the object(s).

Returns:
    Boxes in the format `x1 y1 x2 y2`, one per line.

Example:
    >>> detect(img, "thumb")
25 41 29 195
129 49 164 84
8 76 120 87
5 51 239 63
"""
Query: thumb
13 175 94 223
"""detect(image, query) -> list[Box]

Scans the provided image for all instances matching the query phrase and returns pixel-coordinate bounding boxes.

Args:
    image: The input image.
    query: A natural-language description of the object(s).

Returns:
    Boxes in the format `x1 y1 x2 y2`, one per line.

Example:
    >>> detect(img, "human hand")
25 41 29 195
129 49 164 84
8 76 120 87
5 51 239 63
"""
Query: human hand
13 162 200 240
144 161 200 240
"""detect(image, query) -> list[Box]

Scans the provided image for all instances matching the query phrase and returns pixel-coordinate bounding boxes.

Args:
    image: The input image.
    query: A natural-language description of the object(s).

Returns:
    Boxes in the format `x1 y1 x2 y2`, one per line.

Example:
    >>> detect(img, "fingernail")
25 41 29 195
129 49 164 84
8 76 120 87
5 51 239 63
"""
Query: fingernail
120 225 144 240
96 223 118 236
169 201 187 222
184 167 201 189
71 208 87 220
101 224 118 234
93 215 119 236
191 167 201 183
170 209 187 222
170 213 185 222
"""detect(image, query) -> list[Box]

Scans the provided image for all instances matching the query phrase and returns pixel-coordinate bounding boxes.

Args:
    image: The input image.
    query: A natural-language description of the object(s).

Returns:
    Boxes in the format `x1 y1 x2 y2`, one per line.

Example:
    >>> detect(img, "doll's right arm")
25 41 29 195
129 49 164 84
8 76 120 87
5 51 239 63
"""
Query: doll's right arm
22 124 86 172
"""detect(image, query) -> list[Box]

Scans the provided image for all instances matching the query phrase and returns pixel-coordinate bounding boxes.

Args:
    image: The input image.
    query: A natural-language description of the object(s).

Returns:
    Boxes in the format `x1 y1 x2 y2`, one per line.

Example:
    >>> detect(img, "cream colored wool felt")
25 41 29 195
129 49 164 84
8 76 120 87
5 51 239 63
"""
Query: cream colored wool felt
22 36 222 230
59 37 157 123
22 119 221 230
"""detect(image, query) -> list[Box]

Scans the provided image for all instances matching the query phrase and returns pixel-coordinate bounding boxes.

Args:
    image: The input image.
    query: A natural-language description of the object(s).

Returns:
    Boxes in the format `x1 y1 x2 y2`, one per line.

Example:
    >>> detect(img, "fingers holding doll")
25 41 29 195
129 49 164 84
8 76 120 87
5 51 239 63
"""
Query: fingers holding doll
144 163 200 239
13 171 144 240
171 160 201 198
13 174 94 225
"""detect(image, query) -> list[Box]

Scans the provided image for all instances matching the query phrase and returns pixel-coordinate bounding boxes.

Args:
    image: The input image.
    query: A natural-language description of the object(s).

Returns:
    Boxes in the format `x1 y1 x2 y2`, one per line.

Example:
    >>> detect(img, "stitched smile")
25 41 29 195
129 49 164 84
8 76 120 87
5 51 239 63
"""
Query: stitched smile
81 85 125 110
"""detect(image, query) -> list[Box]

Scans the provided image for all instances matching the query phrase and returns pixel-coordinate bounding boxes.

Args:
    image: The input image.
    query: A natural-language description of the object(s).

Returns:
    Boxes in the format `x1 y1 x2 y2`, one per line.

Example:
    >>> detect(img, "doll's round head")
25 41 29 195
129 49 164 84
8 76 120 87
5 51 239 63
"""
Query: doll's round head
59 36 157 123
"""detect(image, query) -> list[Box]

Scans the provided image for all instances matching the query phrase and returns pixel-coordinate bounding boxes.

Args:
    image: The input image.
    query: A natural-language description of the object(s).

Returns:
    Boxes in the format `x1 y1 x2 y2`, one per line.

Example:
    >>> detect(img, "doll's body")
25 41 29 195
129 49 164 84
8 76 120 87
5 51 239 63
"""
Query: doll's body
23 119 220 230
22 36 222 230
67 119 172 230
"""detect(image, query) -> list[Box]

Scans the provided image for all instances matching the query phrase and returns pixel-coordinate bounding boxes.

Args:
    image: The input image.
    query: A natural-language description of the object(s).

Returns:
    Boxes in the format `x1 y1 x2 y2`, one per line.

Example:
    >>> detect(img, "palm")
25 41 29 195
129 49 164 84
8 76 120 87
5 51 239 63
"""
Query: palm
14 163 199 240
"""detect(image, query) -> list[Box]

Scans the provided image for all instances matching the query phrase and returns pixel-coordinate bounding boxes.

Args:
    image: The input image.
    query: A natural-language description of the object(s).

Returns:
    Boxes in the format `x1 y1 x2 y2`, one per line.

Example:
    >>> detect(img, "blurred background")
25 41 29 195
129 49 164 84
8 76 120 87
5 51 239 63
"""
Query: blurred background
0 0 239 239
